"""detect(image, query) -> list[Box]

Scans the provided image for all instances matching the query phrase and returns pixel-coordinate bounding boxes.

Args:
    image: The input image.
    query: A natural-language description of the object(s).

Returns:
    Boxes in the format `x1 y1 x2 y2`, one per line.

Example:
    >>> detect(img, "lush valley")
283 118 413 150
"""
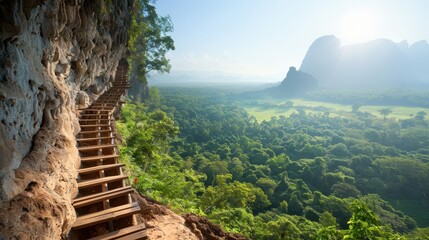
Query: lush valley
118 86 429 239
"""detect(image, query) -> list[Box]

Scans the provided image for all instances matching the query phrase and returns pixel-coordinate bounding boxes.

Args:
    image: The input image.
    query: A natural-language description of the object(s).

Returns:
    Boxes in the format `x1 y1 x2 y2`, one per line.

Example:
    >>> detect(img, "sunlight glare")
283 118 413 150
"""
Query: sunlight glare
339 9 380 45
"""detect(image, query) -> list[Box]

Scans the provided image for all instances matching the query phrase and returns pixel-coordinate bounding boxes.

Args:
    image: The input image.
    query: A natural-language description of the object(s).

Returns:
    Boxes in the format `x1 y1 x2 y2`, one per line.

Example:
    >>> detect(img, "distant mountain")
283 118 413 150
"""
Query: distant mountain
300 35 429 88
250 67 318 98
277 67 318 93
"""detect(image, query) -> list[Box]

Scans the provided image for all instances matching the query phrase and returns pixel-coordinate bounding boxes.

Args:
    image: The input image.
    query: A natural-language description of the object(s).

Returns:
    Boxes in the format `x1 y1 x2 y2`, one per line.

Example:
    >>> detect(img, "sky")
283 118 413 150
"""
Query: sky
155 0 429 81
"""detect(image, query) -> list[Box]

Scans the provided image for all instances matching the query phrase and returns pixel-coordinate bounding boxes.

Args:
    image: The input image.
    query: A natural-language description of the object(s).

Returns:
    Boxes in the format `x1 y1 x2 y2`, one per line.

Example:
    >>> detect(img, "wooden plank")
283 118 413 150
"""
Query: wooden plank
80 124 111 127
74 186 132 204
78 175 128 189
78 163 125 174
80 114 112 117
77 136 114 142
76 202 138 221
79 129 113 134
72 203 140 229
83 109 113 113
78 144 116 151
87 105 115 108
79 106 115 110
73 185 132 208
115 230 147 240
84 107 115 110
80 154 119 162
88 224 146 240
91 100 117 107
79 119 112 122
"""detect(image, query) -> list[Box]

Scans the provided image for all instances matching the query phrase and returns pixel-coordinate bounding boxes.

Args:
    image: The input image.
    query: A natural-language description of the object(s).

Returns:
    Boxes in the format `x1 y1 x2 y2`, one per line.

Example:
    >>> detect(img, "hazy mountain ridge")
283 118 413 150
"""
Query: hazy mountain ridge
300 35 429 88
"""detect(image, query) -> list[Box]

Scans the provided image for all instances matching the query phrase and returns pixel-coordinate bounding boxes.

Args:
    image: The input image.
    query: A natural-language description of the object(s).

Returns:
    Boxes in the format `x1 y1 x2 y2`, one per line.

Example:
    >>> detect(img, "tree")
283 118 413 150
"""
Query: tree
319 211 337 227
255 177 277 196
268 216 301 240
415 111 427 121
200 174 255 213
128 0 175 99
378 108 392 120
266 154 290 175
317 226 342 240
208 208 255 236
344 200 381 240
327 143 350 157
288 195 304 215
352 103 363 113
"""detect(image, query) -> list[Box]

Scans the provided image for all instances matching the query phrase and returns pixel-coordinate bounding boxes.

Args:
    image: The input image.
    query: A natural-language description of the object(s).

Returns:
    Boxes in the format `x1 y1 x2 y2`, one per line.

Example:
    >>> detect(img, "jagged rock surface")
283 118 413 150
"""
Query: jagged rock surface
132 192 248 240
0 0 131 239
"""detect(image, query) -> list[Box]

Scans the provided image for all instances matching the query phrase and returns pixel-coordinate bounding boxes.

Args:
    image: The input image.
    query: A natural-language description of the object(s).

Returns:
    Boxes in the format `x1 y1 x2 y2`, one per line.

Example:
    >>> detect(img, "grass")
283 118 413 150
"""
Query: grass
243 99 429 122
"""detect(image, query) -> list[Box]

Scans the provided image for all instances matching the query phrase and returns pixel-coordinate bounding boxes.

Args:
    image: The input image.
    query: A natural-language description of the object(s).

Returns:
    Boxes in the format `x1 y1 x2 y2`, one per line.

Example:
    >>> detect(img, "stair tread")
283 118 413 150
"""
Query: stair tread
74 186 132 203
115 230 147 240
78 144 116 151
84 109 113 112
79 129 113 134
80 114 112 117
73 185 132 208
87 105 115 108
72 202 140 229
77 136 115 142
78 175 128 189
87 224 146 240
80 119 111 122
80 154 120 162
80 124 111 127
78 163 125 174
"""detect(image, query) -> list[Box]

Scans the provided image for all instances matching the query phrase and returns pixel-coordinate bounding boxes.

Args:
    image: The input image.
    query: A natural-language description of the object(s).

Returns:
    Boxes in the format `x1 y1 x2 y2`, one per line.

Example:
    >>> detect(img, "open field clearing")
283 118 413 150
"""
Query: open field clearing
244 99 429 122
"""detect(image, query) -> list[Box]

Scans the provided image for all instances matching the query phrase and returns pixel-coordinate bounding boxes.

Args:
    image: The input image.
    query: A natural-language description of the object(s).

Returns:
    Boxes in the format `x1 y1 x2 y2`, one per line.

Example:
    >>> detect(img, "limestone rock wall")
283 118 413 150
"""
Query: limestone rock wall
0 0 131 238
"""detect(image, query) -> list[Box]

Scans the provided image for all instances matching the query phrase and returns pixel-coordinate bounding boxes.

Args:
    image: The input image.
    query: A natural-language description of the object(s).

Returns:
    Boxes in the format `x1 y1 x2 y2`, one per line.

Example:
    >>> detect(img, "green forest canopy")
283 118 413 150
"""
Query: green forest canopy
117 87 429 240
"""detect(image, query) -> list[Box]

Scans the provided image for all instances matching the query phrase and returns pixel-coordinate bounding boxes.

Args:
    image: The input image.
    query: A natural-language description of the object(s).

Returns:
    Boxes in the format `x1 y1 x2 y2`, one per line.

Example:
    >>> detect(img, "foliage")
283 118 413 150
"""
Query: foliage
343 200 381 240
117 101 204 212
129 0 175 83
117 86 429 239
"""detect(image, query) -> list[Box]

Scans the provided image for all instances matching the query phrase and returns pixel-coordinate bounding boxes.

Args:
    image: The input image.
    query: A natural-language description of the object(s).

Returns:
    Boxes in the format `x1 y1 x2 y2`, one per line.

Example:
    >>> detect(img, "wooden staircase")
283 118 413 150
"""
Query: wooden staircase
71 61 147 240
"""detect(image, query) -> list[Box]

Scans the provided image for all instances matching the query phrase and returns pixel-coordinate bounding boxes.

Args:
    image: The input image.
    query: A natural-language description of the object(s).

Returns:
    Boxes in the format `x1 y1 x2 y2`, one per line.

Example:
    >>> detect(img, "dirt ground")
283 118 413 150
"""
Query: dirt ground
132 192 248 240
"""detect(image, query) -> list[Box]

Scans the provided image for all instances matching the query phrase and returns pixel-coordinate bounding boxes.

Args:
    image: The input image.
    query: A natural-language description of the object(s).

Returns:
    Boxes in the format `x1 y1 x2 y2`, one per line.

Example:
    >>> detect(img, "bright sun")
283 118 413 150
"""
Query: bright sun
339 9 380 45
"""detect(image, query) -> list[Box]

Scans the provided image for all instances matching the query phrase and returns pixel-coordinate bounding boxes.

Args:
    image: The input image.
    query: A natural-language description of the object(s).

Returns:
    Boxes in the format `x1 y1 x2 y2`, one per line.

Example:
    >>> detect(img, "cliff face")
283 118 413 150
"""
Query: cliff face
0 0 131 238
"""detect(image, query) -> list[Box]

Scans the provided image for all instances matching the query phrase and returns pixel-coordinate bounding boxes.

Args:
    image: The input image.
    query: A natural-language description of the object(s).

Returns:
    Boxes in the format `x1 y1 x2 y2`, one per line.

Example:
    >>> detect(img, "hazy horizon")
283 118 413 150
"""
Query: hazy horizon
155 0 429 82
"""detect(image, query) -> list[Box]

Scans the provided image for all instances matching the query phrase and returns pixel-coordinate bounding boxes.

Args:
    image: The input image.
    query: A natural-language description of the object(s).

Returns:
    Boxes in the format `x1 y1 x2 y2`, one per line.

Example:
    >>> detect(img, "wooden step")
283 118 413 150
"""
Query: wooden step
79 115 112 118
95 97 121 99
78 144 116 152
73 185 132 208
74 186 132 204
88 105 116 108
84 106 115 109
84 109 113 113
72 202 140 230
80 114 112 117
88 224 146 240
77 136 115 142
79 129 113 134
78 163 125 174
79 119 111 122
80 154 120 162
101 95 124 97
116 230 147 240
79 107 115 111
80 124 111 128
78 175 128 189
